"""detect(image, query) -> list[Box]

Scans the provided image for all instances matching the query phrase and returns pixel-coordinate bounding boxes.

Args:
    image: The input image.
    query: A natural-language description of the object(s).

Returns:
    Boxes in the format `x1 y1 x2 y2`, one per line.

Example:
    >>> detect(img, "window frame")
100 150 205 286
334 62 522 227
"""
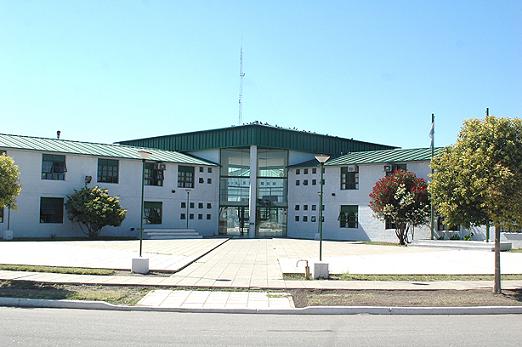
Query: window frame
40 197 64 223
41 154 67 180
339 205 358 228
178 166 195 188
97 158 119 184
144 201 162 224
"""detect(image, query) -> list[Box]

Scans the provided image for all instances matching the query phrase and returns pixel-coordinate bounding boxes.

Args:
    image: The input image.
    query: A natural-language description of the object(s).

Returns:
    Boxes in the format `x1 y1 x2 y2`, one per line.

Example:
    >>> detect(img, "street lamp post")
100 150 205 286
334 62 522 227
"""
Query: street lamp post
132 150 152 274
315 154 330 261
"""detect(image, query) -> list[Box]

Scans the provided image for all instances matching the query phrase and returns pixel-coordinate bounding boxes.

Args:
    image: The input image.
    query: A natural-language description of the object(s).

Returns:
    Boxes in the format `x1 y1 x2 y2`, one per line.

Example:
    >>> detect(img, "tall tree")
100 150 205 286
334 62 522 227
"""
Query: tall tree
0 154 22 209
431 116 522 293
369 170 430 245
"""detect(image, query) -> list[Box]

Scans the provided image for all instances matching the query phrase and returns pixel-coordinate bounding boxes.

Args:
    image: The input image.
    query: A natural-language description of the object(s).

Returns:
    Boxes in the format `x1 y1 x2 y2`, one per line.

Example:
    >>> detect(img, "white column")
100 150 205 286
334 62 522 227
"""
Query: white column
248 145 257 238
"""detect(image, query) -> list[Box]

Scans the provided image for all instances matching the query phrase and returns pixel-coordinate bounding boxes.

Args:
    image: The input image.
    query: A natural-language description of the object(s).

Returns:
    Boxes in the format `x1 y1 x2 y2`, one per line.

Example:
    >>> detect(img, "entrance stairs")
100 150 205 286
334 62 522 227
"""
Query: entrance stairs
144 228 203 240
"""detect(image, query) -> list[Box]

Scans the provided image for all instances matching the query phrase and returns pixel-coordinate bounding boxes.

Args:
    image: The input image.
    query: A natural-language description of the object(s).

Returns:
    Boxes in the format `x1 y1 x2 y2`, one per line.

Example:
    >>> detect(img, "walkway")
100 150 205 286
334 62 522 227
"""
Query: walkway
137 290 294 309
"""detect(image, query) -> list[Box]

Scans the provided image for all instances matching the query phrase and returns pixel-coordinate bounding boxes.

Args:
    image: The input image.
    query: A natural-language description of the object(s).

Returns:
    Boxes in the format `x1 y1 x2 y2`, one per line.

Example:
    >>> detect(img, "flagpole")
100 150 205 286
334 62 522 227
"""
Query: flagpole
430 113 435 240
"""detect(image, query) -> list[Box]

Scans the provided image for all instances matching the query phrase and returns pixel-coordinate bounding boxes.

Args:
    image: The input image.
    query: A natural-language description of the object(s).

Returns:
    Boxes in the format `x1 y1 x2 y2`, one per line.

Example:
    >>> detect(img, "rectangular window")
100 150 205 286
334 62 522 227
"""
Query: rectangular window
178 166 195 188
40 197 64 223
208 167 212 173
312 205 317 211
181 202 186 208
386 163 408 176
311 216 317 223
41 154 66 180
199 177 204 183
385 217 396 230
296 180 300 186
339 205 358 228
312 179 317 185
190 202 194 209
340 167 359 190
303 216 308 222
198 214 203 220
0 207 3 223
295 205 300 211
181 213 186 220
198 202 203 209
207 178 212 184
303 179 308 186
303 205 308 211
304 168 308 174
295 216 299 222
207 203 212 209
437 216 459 231
206 214 211 220
199 167 204 173
189 213 194 220
312 168 317 174
296 169 300 175
144 202 162 224
144 162 164 186
97 159 119 183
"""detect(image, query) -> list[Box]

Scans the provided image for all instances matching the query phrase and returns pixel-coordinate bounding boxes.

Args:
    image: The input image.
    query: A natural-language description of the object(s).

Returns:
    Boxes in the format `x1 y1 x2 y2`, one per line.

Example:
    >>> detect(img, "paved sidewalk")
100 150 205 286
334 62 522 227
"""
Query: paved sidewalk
0 239 227 272
2 269 522 290
137 290 294 309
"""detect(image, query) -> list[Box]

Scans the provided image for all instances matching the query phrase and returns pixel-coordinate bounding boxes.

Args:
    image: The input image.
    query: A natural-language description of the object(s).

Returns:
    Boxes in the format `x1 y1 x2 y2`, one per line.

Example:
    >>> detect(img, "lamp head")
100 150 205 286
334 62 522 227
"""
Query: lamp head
315 154 330 164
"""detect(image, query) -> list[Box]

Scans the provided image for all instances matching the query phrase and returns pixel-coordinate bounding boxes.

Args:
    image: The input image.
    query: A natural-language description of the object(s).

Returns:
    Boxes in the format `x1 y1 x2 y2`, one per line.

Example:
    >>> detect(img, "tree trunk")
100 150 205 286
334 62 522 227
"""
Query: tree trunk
494 223 501 294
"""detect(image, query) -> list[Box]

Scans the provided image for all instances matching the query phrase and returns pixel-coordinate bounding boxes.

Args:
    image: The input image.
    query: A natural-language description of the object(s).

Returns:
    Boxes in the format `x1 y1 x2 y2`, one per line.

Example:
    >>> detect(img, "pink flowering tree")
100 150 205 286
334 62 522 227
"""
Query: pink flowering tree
369 170 430 245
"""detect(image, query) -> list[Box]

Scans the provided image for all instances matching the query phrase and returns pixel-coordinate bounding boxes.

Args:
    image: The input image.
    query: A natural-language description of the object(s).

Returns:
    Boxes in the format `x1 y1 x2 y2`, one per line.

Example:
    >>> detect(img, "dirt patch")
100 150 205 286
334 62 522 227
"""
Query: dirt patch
290 288 522 308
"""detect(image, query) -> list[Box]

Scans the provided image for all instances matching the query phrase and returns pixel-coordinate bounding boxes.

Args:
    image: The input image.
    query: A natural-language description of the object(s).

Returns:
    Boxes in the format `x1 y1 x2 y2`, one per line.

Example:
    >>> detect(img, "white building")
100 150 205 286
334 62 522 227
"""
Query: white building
0 124 488 241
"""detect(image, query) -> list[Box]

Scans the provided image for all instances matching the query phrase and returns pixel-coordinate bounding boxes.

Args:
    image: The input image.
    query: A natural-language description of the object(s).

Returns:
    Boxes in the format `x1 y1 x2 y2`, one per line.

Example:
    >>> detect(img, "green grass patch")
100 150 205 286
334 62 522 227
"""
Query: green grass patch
0 281 149 305
511 249 522 253
283 273 522 281
0 264 115 276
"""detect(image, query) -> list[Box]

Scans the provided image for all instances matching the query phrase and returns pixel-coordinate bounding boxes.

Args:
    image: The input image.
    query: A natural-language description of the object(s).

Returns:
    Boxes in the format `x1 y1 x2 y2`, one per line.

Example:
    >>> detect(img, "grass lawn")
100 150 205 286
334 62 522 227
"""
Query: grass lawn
291 288 522 307
284 273 522 281
0 264 115 276
511 249 522 253
0 280 148 305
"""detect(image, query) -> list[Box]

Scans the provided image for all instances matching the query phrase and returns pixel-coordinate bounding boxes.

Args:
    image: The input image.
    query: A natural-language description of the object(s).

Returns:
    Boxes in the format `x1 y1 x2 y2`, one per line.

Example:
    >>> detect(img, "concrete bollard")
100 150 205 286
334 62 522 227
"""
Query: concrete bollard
312 261 329 280
131 257 150 274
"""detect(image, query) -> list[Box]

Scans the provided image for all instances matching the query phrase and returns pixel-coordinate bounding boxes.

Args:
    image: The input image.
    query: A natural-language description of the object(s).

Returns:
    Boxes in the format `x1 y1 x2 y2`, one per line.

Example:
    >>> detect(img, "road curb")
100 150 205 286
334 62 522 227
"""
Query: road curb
2 297 522 315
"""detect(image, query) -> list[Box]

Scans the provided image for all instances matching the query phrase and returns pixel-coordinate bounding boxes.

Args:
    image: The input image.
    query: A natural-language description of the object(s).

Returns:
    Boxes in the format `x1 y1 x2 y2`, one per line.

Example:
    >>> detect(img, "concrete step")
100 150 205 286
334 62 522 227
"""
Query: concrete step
412 240 512 251
143 228 203 240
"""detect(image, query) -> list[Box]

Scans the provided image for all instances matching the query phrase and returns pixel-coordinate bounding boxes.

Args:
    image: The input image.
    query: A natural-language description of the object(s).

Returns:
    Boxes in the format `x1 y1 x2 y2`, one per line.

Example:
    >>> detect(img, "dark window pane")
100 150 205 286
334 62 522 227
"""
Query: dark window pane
41 154 66 180
97 159 119 183
144 202 162 224
178 166 195 188
40 197 64 223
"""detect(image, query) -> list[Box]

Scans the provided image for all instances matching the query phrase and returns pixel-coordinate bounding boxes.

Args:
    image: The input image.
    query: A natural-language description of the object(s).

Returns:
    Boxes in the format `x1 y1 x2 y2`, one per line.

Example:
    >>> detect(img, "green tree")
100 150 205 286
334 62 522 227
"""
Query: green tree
431 116 522 293
369 170 431 245
66 186 127 240
0 154 22 209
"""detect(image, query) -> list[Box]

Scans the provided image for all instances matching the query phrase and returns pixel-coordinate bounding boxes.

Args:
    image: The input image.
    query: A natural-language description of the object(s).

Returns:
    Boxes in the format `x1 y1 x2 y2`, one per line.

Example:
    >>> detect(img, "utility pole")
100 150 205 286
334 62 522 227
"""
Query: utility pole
430 113 435 240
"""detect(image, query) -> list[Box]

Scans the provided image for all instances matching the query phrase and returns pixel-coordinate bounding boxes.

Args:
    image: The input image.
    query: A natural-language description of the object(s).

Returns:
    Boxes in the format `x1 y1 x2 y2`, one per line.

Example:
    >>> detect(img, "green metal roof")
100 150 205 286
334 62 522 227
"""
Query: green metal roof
0 133 216 166
117 123 397 155
325 147 445 166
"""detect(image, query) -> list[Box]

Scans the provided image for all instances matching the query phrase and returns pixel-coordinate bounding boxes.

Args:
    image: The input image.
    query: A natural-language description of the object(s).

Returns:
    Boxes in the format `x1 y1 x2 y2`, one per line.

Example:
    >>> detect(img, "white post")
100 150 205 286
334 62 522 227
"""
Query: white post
248 145 257 238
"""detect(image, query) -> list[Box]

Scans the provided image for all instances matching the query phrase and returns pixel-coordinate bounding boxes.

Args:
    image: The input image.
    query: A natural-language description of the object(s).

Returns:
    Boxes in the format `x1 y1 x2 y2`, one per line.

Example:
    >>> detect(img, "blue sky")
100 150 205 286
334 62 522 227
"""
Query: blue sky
1 0 520 148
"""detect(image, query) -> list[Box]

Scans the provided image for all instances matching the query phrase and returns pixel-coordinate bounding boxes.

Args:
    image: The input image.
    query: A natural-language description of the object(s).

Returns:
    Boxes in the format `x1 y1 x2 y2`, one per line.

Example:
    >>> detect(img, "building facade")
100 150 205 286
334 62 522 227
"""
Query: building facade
0 124 489 241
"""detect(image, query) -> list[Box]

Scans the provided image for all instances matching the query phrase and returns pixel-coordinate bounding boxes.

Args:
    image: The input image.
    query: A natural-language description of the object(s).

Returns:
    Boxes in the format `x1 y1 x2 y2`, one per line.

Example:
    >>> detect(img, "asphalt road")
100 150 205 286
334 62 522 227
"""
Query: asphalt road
1 307 522 346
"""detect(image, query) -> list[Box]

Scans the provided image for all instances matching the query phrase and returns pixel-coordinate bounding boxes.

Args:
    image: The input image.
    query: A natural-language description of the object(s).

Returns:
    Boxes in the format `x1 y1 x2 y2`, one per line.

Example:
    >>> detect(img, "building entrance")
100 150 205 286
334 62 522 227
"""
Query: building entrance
218 206 250 237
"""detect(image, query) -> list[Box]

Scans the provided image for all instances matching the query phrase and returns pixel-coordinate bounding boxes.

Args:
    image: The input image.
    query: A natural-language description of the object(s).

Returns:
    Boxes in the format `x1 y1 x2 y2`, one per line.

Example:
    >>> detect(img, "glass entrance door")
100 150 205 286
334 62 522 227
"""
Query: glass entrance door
219 206 250 237
256 207 287 238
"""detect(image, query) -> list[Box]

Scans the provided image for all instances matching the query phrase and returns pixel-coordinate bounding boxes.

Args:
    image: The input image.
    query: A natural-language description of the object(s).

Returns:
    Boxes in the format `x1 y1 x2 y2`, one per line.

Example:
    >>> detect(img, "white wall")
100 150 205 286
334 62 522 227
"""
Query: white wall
287 161 433 242
0 148 219 238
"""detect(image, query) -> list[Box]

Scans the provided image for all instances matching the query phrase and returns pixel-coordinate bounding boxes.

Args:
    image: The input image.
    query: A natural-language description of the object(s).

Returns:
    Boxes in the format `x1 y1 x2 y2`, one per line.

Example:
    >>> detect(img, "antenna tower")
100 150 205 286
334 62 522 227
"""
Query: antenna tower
238 43 245 125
